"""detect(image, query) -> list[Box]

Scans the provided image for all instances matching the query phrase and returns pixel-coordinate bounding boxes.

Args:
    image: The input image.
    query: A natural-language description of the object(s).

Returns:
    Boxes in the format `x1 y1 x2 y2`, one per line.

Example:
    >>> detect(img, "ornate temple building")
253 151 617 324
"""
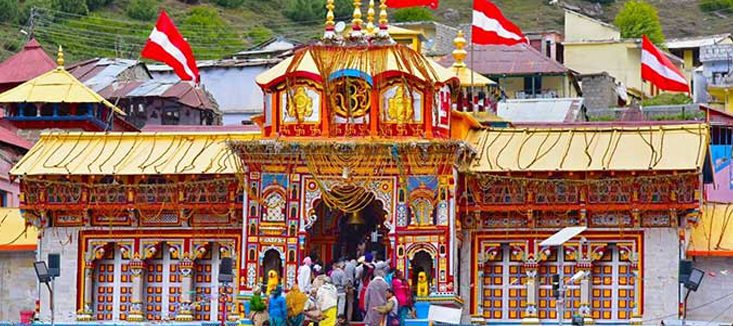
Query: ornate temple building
5 1 712 325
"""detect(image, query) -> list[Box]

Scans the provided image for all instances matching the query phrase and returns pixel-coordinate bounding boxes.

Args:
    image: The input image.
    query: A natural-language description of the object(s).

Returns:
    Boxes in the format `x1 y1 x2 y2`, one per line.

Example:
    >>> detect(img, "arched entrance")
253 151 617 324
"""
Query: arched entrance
307 185 389 265
262 249 282 288
410 250 434 294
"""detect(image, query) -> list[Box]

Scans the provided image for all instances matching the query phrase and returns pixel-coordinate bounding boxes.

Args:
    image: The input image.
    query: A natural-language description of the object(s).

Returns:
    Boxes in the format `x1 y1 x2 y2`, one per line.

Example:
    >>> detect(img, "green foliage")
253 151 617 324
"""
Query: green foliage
284 0 351 23
614 0 665 46
85 0 112 11
0 0 20 23
126 0 159 21
52 0 89 15
179 6 245 59
246 25 273 44
392 7 434 22
20 0 53 25
213 0 245 9
583 0 614 4
699 0 733 12
641 93 692 106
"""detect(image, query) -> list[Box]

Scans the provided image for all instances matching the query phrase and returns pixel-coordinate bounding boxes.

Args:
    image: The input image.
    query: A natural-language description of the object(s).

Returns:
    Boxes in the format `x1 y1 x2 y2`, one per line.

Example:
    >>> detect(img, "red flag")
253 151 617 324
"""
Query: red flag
141 10 199 83
472 0 527 45
641 35 688 93
386 0 438 9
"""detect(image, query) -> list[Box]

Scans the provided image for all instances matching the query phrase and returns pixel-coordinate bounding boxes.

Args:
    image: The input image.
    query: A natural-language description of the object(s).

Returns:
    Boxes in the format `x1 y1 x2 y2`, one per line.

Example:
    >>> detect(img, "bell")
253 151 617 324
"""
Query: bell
347 211 365 225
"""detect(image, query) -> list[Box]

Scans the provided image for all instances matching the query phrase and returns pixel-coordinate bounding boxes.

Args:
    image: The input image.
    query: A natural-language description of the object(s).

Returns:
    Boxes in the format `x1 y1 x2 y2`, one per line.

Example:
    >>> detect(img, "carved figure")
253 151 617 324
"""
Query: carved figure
267 269 280 295
416 271 429 297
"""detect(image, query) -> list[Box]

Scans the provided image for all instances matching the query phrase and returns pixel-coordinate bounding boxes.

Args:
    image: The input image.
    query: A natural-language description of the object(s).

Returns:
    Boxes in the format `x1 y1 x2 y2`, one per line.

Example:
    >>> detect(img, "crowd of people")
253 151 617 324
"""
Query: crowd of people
249 253 417 326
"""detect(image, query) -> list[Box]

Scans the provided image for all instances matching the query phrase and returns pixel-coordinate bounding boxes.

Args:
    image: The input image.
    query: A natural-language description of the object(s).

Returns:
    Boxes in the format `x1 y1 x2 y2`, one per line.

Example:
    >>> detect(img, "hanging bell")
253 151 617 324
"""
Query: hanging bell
347 211 365 225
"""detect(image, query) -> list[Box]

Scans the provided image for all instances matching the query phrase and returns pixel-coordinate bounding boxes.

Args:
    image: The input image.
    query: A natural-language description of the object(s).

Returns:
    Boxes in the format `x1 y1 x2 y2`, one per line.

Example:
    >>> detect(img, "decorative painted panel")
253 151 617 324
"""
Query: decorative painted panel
380 85 423 123
280 85 321 124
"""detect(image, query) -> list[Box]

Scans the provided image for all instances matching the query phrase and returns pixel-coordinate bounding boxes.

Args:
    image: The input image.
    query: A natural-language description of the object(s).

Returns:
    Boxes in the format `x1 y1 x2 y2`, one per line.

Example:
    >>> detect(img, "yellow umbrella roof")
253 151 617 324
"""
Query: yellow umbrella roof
0 48 125 116
10 131 260 176
466 123 709 172
0 208 36 252
256 44 459 88
453 66 496 87
689 203 733 256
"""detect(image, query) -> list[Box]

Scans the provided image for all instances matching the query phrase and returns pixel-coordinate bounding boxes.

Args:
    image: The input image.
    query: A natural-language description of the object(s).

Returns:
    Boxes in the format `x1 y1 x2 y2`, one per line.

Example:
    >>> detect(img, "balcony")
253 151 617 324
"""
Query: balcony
4 102 113 131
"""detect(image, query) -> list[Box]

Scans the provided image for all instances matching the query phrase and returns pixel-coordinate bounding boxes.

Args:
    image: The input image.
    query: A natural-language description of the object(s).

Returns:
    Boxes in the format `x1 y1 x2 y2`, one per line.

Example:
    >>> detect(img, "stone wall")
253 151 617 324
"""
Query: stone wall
643 228 681 321
37 227 79 323
0 251 37 322
459 230 472 324
579 72 617 111
686 257 733 321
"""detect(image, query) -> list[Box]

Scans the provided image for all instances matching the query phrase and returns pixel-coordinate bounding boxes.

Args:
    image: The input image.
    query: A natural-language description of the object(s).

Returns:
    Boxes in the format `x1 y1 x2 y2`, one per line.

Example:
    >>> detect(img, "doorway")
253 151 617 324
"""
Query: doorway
308 187 389 265
262 249 282 288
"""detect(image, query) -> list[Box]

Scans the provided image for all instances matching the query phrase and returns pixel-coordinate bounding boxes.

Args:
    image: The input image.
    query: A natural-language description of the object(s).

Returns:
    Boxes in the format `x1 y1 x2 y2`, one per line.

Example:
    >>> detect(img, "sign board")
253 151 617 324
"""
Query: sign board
539 226 587 247
428 305 462 325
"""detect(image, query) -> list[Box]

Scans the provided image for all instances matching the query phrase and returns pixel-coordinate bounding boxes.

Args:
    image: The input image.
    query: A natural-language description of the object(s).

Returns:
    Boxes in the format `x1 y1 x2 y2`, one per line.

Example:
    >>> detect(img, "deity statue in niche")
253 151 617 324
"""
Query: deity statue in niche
410 198 434 226
266 270 279 295
287 86 314 123
263 191 286 222
388 86 414 123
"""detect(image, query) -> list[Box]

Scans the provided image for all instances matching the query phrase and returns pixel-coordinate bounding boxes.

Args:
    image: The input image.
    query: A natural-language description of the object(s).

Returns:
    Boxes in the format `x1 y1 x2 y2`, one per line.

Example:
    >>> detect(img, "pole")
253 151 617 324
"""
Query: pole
681 289 690 326
557 282 564 326
470 39 475 112
220 282 227 326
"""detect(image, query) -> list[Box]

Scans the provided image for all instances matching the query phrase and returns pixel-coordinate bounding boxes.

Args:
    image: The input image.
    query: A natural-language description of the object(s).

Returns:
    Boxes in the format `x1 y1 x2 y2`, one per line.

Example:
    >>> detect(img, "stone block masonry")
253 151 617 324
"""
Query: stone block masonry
37 227 79 323
0 251 37 322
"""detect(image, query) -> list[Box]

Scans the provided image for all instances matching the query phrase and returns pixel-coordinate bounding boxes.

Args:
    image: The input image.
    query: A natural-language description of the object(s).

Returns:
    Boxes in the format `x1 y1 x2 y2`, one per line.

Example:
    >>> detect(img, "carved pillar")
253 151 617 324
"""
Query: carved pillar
175 253 195 321
127 253 145 322
629 254 642 325
522 258 540 325
577 260 593 323
76 260 94 321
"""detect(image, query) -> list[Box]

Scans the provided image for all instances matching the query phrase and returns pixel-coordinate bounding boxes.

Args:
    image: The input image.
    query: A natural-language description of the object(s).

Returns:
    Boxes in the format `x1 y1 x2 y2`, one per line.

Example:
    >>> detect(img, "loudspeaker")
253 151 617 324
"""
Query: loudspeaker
219 257 233 283
48 253 60 278
679 260 692 284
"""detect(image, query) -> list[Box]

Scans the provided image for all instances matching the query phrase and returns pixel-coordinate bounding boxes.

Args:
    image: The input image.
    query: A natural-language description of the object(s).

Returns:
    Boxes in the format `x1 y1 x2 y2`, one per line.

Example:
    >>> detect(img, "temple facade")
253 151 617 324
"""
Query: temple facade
6 1 712 325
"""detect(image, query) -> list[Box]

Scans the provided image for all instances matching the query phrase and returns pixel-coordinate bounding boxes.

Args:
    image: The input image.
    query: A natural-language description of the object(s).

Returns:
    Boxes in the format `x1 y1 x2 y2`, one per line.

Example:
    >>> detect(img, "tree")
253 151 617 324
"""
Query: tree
179 7 245 59
52 0 89 15
126 0 159 21
213 0 246 9
392 7 434 22
246 26 274 44
699 0 733 12
85 0 112 11
20 0 52 25
613 0 665 46
0 0 20 23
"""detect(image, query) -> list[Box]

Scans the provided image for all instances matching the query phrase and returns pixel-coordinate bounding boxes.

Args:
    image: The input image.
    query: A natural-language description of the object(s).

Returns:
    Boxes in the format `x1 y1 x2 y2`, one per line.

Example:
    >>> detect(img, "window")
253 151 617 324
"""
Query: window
0 190 7 207
162 108 180 125
523 75 542 96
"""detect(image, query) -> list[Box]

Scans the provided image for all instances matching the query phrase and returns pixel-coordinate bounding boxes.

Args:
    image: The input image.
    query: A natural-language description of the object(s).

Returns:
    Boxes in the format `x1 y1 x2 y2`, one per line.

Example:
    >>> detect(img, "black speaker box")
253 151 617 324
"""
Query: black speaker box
219 257 233 283
48 253 60 278
679 259 692 284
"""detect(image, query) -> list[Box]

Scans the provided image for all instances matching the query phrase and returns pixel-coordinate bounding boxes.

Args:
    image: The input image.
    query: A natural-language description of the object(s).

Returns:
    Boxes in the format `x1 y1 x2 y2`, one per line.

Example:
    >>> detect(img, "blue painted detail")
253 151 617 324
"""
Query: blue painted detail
244 299 251 315
414 301 430 319
328 69 374 85
5 115 110 130
261 173 288 189
407 176 439 192
710 144 732 173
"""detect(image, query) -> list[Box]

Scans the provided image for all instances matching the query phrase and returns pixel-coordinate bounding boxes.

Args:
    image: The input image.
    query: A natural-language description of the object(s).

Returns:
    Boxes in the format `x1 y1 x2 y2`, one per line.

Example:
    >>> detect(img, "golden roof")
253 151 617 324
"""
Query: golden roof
689 203 733 257
0 208 37 251
10 131 259 176
466 123 708 172
256 45 459 88
0 47 125 116
451 30 495 87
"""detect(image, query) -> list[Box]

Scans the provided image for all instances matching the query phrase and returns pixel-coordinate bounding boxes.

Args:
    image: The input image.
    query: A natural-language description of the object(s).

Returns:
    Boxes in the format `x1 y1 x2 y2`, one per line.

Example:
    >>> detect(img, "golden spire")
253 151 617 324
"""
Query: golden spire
352 0 363 32
325 0 335 32
366 0 376 35
452 30 467 69
56 45 64 68
324 0 337 40
378 0 389 35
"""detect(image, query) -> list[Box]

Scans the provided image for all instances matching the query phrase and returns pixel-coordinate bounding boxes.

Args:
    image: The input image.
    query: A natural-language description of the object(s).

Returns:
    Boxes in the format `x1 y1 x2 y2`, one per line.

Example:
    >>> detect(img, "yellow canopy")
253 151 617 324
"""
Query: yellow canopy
0 208 37 251
256 45 459 88
453 66 495 87
466 123 709 172
10 131 259 176
689 203 733 257
0 66 125 116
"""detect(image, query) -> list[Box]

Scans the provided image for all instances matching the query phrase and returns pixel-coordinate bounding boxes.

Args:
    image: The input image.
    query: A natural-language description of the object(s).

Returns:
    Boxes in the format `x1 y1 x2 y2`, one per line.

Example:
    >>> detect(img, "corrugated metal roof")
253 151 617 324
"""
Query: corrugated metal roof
666 34 732 49
497 98 584 123
99 80 218 112
466 123 708 172
689 203 733 257
0 208 37 251
11 131 259 176
0 39 56 85
436 43 568 76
